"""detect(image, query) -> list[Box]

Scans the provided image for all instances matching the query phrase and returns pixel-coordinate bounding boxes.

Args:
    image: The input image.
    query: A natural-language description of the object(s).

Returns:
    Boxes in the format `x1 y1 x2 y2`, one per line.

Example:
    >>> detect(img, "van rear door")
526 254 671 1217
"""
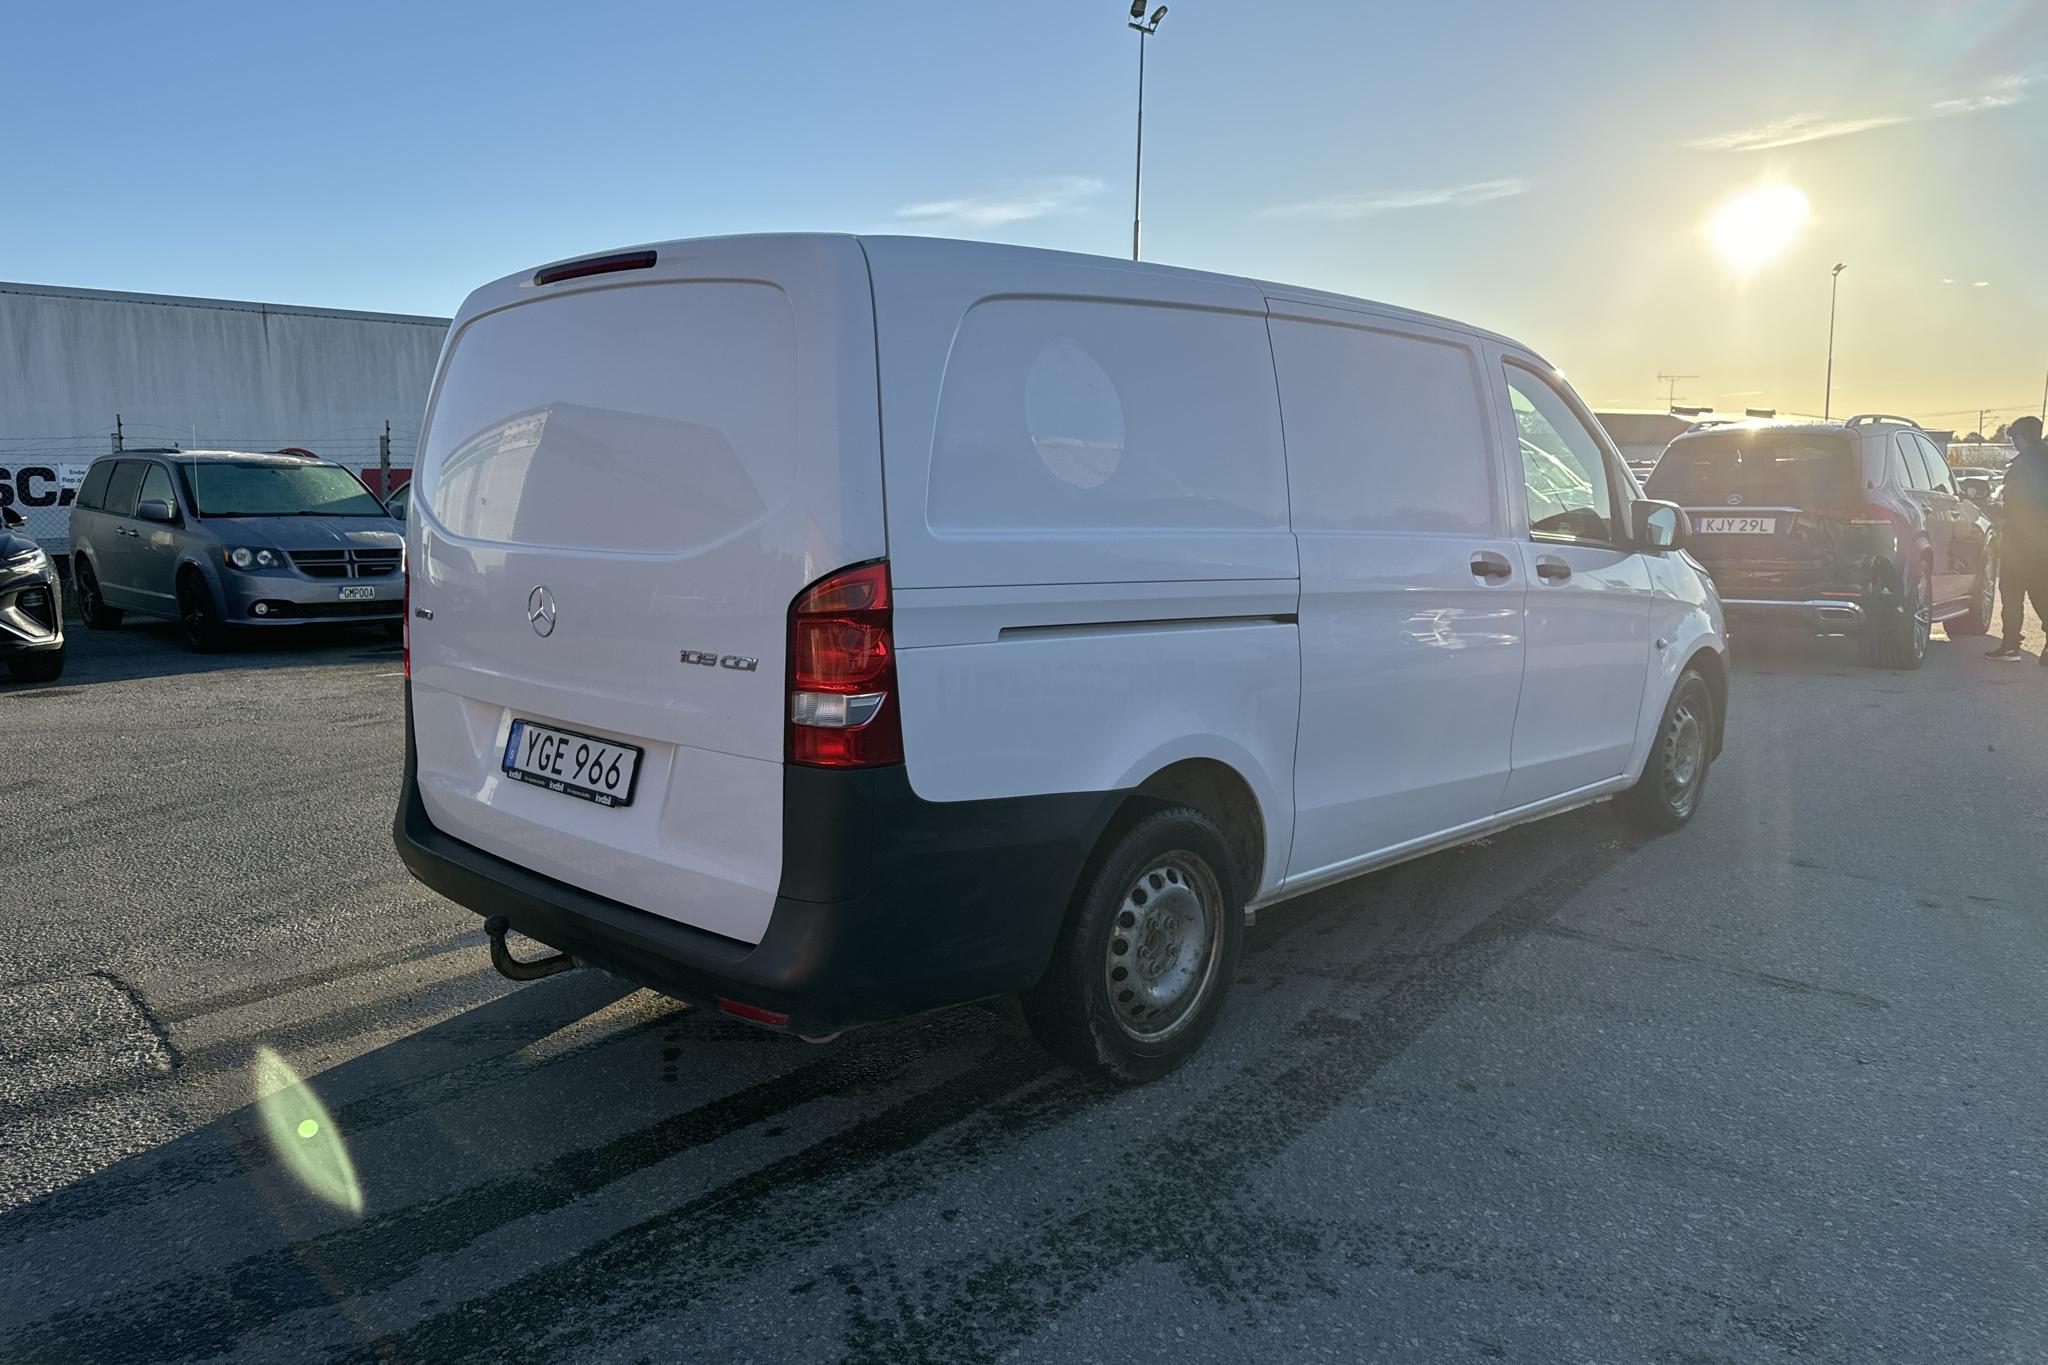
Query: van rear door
406 235 884 945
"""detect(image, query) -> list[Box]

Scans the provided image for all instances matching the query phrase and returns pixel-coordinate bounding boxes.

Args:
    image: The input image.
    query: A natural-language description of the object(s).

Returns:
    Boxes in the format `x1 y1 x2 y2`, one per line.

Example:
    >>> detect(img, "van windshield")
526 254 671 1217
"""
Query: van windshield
1646 433 1857 508
182 462 390 517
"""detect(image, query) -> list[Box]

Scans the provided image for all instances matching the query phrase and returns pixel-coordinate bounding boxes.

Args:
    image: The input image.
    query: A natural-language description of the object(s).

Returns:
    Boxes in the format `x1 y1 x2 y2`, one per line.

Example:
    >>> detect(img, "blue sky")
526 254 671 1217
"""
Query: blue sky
5 0 2044 424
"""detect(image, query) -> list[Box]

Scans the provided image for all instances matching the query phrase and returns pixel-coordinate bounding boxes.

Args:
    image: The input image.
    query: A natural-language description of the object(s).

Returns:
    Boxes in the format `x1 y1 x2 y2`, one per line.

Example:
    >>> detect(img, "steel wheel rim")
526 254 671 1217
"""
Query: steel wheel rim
1662 698 1706 816
1102 853 1223 1045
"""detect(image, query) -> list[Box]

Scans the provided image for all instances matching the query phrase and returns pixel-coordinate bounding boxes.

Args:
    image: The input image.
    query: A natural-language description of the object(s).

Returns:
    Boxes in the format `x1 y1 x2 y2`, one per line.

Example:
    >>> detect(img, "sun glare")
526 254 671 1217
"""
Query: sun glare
1706 185 1809 275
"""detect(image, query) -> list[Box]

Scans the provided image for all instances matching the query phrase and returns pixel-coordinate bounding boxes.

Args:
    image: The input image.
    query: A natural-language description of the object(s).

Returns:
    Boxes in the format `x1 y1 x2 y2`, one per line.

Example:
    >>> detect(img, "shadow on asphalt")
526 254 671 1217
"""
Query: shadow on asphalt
9 620 402 691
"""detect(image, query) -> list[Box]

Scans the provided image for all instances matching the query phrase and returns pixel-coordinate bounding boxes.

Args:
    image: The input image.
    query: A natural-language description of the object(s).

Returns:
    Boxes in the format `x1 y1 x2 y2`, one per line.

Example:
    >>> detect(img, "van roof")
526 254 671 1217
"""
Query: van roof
461 232 1552 369
104 449 338 466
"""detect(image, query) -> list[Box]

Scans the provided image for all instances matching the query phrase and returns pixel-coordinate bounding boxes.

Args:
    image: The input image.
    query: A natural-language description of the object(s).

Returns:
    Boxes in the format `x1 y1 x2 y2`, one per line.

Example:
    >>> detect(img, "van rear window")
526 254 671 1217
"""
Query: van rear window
1646 434 1856 507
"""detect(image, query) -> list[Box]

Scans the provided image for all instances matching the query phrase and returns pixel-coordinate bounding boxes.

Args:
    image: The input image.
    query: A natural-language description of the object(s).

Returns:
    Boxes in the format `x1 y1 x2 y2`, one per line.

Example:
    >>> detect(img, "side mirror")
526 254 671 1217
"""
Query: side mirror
0 505 23 529
136 498 178 524
1630 499 1690 553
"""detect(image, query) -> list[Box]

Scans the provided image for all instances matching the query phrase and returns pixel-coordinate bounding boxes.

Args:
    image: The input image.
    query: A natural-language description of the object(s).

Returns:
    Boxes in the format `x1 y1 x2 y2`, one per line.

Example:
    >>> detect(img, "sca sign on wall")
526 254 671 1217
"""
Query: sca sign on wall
0 463 89 511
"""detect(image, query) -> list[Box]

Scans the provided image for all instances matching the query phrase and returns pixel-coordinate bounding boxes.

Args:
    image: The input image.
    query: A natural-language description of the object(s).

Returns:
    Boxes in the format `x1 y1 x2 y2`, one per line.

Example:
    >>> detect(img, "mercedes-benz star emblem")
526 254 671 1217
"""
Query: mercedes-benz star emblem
1726 494 1744 506
527 585 557 638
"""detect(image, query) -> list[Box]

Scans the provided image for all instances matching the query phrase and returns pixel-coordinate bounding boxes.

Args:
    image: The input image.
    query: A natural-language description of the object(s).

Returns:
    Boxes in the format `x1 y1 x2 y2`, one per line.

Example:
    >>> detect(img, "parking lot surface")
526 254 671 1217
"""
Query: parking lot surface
3 609 2046 1363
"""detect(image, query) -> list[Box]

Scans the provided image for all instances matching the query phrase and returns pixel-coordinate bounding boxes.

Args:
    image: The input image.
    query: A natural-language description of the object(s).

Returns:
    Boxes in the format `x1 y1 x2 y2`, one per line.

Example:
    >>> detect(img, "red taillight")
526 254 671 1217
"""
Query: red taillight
787 560 902 768
717 997 791 1028
401 566 410 678
532 250 657 287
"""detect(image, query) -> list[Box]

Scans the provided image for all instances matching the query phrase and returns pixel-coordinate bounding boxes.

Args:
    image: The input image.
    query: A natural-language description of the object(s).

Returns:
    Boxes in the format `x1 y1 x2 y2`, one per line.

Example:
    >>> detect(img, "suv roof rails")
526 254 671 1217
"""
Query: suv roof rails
1844 413 1922 429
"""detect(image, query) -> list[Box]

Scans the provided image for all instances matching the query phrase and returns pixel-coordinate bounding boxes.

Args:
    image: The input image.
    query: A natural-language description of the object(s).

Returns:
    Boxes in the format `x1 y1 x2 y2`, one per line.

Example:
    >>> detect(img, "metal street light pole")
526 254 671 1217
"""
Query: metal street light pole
1127 3 1167 260
1823 262 1846 420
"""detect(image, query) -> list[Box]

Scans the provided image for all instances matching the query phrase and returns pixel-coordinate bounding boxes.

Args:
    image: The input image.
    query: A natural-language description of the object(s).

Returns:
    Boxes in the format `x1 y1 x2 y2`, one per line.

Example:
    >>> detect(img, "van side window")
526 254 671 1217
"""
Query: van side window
925 299 1287 534
138 462 176 510
1504 365 1617 544
102 460 148 518
1267 318 1495 533
75 461 115 511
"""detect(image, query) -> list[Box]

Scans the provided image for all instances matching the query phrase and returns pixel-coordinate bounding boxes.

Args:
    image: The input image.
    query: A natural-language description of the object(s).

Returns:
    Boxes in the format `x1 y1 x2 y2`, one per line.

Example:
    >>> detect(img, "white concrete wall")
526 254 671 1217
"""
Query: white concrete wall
0 282 448 553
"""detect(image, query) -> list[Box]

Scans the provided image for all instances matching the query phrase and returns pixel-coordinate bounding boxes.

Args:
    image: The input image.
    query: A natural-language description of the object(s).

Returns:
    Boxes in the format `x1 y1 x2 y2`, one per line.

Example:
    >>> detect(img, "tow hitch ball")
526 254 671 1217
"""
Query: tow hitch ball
483 915 576 982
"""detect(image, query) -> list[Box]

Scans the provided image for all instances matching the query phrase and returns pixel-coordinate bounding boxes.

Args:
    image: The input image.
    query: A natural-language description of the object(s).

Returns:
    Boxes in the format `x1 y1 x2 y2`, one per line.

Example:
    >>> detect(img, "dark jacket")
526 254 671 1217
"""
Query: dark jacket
2004 435 2048 549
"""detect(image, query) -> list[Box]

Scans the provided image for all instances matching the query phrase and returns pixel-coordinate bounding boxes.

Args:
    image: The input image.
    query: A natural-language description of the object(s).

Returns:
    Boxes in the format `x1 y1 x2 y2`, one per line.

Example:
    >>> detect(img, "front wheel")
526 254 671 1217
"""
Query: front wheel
1615 668 1715 834
1021 806 1243 1085
6 647 64 683
177 571 228 653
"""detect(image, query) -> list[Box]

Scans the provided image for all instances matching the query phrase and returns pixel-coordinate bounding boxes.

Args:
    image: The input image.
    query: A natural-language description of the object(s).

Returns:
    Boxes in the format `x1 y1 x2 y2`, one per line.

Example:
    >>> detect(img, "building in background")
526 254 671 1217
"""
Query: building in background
1594 410 1698 471
0 281 448 554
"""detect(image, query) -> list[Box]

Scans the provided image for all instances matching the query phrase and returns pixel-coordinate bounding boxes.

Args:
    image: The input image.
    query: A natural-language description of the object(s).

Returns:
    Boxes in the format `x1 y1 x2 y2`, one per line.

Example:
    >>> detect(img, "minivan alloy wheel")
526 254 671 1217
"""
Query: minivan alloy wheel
1103 854 1223 1044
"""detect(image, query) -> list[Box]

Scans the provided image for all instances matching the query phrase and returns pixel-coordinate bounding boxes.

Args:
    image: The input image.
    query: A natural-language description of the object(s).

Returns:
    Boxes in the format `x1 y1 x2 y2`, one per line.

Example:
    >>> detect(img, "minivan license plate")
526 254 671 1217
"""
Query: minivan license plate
338 585 376 600
1694 515 1776 534
502 720 642 807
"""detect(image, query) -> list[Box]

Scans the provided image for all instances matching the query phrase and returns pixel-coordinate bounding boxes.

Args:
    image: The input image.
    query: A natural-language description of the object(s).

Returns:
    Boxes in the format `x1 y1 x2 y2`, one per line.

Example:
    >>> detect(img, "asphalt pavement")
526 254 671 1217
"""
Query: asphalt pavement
2 603 2046 1364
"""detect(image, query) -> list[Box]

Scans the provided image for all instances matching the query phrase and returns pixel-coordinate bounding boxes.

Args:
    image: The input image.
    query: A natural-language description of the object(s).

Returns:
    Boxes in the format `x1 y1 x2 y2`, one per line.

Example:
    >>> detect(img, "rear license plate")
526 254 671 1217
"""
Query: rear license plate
1694 515 1777 534
502 720 642 808
337 585 376 601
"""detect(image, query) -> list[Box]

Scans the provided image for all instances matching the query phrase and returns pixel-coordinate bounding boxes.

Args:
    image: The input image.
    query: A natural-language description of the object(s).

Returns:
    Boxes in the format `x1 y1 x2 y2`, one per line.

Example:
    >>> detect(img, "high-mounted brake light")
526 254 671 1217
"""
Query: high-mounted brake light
787 560 902 768
532 250 657 287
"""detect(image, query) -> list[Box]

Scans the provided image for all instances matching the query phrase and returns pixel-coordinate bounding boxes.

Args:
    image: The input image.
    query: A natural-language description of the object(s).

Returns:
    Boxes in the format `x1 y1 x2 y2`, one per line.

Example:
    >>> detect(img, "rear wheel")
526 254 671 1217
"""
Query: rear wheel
74 557 122 628
1615 669 1715 834
1862 558 1930 669
6 647 64 683
177 570 228 653
1945 552 1997 638
1021 806 1243 1085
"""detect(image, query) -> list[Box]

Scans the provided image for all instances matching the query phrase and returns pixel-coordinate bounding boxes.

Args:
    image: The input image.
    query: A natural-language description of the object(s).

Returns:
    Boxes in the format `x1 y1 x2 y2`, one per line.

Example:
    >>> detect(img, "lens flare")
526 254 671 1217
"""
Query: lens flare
253 1045 363 1215
1706 185 1809 275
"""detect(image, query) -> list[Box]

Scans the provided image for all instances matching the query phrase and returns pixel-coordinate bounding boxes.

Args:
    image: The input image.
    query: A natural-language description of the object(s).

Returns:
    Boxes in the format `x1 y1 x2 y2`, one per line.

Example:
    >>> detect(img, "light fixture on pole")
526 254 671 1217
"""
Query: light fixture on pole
1823 262 1846 420
1127 2 1167 261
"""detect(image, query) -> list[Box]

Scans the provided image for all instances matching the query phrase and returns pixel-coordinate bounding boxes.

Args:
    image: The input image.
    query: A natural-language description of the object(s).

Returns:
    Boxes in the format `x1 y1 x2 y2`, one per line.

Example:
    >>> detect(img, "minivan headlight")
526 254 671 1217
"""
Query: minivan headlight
225 547 281 570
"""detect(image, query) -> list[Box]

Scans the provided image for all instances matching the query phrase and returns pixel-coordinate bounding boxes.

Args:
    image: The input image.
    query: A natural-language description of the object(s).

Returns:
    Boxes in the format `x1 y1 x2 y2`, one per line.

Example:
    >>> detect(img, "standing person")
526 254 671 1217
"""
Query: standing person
1988 415 2048 661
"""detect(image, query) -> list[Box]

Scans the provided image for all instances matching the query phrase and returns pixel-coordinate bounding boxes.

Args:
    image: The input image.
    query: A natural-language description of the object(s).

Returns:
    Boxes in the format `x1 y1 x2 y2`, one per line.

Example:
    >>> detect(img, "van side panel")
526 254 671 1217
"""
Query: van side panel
863 236 1300 897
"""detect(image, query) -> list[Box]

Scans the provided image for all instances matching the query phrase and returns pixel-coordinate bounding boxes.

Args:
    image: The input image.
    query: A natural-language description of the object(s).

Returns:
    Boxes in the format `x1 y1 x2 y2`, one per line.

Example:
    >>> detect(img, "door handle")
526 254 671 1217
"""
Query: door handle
1470 551 1514 584
1535 557 1572 583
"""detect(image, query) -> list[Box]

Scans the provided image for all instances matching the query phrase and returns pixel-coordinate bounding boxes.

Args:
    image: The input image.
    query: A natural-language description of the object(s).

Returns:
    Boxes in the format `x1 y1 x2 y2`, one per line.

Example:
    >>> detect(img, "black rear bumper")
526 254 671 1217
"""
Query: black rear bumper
393 687 1125 1034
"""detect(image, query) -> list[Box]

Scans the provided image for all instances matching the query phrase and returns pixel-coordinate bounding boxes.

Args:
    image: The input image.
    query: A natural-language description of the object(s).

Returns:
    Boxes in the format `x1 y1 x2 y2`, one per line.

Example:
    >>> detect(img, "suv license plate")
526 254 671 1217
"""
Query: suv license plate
337 585 376 601
502 720 642 808
1694 515 1776 534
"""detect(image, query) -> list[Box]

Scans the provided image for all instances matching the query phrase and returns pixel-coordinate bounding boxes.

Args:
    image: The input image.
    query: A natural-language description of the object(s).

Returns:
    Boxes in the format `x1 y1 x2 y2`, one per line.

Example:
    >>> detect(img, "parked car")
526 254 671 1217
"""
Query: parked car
68 450 404 651
0 505 64 682
394 234 1728 1083
1646 414 1995 668
1950 466 1996 504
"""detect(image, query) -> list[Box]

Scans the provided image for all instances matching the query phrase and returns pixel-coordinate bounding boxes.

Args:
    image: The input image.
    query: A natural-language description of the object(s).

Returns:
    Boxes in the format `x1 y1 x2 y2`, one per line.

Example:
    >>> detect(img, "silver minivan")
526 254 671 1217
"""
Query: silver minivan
69 450 404 651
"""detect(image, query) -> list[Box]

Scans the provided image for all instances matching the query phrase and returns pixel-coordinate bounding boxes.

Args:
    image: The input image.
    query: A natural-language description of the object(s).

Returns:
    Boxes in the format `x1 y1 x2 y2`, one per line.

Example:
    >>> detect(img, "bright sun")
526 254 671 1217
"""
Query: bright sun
1706 185 1809 275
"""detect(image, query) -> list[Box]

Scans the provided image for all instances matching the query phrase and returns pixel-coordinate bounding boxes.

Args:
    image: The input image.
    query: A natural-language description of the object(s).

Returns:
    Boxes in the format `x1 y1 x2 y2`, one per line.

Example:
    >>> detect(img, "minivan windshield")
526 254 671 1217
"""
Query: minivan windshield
181 461 391 517
1646 433 1857 508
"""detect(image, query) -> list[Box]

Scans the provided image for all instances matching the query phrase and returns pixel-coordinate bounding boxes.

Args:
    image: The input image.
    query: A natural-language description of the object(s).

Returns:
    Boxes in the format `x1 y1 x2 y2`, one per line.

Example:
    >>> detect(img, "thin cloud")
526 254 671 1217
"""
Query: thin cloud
1687 72 2037 152
894 176 1103 230
1260 177 1530 221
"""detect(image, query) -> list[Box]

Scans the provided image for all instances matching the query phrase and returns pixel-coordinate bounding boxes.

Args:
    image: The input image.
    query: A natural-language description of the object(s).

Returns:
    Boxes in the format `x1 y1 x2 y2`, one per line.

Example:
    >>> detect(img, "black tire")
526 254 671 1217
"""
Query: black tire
176 570 228 653
6 648 64 683
1861 557 1930 670
74 556 123 628
1615 668 1715 834
1945 551 1997 638
1020 806 1243 1085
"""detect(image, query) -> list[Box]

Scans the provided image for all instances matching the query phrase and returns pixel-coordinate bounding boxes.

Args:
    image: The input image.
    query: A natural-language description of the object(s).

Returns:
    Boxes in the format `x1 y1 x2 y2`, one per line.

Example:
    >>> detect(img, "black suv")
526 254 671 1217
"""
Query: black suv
1646 414 1995 669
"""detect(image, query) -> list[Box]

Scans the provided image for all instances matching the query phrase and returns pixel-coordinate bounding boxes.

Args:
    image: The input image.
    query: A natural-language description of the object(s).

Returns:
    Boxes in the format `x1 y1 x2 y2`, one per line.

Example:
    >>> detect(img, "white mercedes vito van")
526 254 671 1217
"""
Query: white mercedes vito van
394 234 1726 1082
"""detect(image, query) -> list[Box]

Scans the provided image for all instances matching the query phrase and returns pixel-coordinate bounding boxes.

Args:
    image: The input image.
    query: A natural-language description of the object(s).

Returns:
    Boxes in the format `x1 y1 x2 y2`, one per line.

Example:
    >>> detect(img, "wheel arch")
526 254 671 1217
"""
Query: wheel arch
1682 645 1728 759
1099 758 1268 907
